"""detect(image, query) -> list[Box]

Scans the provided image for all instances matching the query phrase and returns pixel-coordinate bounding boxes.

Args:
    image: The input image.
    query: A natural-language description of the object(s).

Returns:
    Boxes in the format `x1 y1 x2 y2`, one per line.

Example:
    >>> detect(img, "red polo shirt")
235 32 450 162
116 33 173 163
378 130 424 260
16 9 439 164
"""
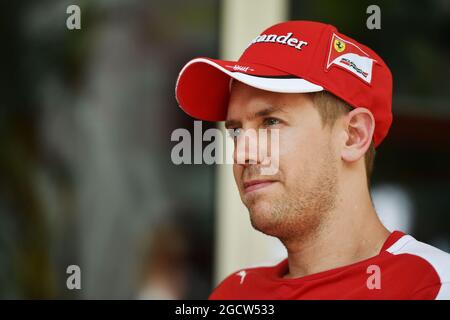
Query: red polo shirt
209 231 450 300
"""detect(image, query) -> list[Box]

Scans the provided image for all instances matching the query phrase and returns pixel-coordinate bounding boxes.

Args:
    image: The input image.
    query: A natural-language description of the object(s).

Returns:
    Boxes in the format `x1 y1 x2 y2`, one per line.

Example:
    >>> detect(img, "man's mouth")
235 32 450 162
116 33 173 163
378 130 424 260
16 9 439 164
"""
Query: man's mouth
243 180 276 193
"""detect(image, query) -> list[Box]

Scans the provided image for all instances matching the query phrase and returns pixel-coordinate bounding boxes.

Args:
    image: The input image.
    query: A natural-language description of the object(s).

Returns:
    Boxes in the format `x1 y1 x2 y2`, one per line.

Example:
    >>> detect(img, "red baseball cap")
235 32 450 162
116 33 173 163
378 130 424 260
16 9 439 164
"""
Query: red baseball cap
175 20 393 148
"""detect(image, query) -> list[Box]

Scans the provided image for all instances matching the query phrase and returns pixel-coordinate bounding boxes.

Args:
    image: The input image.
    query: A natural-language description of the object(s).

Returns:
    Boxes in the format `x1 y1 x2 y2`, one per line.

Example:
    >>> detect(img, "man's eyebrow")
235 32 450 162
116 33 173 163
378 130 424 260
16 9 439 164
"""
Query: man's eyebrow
254 106 286 118
224 119 240 129
225 106 286 128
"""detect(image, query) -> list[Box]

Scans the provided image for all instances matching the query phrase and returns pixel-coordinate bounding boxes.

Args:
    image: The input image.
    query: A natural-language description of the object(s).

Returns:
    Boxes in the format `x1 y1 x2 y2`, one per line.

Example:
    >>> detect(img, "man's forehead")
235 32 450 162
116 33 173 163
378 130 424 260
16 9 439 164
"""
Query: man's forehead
226 81 311 121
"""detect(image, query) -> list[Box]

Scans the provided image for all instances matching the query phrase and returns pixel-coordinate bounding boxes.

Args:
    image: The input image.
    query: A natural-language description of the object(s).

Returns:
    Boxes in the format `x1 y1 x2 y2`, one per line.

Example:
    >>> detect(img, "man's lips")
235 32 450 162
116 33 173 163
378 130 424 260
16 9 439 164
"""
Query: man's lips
243 180 277 193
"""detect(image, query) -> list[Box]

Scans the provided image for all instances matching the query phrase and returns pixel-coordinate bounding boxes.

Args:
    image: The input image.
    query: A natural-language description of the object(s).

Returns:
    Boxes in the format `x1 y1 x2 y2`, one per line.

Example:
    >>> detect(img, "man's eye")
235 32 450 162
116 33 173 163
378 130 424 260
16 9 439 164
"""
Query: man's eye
263 118 280 126
227 128 242 138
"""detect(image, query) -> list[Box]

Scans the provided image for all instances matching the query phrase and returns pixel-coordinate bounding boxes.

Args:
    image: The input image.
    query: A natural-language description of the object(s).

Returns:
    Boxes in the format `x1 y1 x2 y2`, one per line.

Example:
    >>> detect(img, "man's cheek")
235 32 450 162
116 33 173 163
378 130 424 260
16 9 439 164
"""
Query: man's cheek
278 139 299 164
233 164 243 189
278 140 308 175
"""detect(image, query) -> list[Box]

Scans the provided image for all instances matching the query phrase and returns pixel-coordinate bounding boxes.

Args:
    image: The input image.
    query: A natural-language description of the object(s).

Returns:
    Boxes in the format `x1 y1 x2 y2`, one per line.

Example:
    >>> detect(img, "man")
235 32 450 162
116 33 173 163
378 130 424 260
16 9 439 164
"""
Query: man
175 21 450 299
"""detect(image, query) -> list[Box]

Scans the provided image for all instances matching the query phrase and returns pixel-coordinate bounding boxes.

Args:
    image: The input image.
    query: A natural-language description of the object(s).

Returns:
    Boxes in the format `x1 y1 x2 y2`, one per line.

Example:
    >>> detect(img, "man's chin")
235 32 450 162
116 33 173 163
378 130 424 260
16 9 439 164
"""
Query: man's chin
246 201 282 236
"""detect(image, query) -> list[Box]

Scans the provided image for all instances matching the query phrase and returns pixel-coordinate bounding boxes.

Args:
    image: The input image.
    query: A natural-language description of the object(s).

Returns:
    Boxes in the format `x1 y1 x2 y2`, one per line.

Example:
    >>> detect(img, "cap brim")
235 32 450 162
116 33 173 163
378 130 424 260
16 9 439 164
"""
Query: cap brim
175 57 323 121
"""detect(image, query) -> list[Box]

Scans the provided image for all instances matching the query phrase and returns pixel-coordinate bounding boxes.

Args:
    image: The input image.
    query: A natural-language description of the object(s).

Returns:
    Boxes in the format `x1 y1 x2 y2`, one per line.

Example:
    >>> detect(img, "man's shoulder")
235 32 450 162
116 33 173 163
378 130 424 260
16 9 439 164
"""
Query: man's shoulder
385 234 450 299
386 234 450 281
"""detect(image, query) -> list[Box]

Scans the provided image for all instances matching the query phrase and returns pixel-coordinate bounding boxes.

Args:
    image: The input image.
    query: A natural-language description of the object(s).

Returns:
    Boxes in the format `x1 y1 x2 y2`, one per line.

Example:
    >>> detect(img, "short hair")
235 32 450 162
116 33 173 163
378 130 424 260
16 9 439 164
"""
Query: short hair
310 91 376 186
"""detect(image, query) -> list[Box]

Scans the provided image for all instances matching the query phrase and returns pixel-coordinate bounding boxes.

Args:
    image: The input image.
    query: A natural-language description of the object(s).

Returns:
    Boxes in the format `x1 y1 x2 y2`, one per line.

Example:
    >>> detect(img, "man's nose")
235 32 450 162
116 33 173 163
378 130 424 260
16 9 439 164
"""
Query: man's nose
233 129 261 166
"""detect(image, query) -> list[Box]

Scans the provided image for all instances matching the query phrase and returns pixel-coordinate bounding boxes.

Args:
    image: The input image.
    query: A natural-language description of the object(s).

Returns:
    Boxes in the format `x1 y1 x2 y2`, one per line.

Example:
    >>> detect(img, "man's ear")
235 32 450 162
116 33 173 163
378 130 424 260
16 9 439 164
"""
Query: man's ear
341 107 375 163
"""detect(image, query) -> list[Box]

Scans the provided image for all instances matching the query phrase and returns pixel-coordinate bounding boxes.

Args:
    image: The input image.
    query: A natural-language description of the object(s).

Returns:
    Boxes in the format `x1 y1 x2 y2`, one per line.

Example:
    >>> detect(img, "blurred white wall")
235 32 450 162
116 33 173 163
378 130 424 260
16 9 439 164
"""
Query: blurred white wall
214 0 288 285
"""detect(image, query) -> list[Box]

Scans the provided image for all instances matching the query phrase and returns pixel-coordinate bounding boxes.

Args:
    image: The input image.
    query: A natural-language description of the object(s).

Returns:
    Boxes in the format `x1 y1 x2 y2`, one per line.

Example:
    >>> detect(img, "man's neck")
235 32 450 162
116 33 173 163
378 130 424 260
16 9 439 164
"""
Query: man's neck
281 193 390 279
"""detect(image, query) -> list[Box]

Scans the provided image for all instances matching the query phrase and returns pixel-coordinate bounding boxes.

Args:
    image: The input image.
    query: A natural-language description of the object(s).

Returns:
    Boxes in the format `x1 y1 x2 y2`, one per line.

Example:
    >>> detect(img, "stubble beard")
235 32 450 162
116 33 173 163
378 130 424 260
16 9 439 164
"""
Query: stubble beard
243 151 338 244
